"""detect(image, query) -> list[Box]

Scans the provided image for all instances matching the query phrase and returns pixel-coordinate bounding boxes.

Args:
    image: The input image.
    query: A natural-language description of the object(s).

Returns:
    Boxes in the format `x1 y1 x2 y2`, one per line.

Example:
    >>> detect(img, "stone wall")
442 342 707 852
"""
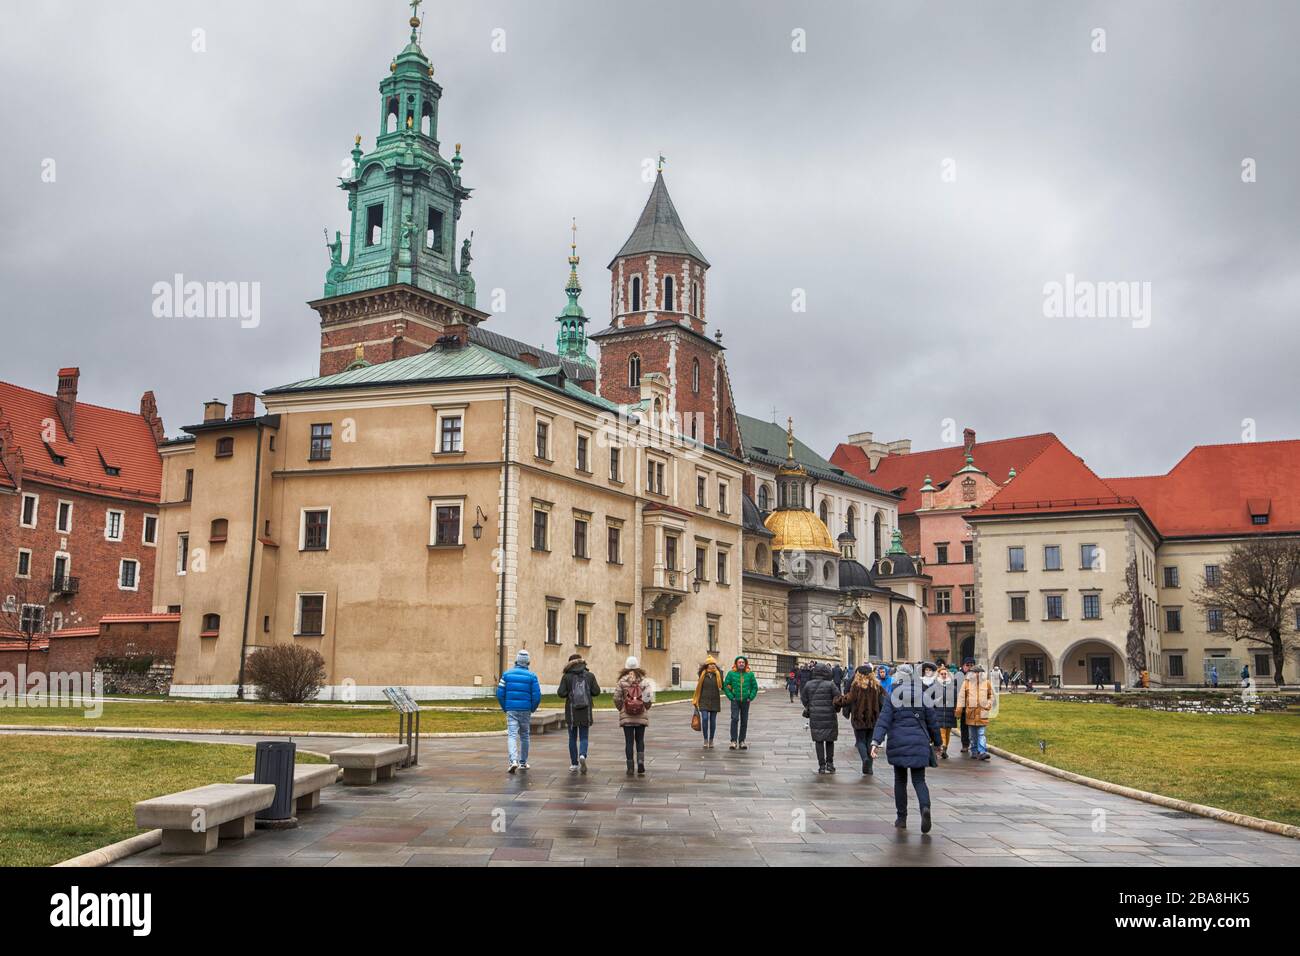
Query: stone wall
1040 690 1292 714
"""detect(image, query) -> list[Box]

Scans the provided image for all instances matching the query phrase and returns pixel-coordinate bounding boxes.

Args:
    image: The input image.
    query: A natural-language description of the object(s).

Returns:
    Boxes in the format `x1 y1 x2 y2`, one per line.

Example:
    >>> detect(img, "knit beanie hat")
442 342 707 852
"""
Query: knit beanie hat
515 649 531 667
624 656 639 670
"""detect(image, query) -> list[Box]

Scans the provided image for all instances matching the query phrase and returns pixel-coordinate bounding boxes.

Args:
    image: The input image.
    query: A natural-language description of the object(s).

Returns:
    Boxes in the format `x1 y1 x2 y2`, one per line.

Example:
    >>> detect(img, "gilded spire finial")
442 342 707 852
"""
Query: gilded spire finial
786 416 795 462
408 0 423 42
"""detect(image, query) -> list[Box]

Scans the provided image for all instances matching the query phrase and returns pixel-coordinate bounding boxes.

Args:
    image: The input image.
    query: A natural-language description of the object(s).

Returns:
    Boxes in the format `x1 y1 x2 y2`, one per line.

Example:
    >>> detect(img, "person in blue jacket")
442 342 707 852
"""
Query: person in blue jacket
496 649 542 774
871 663 943 833
876 664 893 696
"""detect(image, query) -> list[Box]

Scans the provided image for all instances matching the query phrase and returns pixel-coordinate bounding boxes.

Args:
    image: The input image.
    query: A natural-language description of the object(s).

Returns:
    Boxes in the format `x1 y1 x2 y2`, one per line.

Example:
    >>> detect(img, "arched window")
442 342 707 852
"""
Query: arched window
846 506 856 539
755 543 769 569
201 613 221 634
209 518 228 543
386 97 399 134
691 281 700 316
628 353 641 387
757 485 769 511
691 358 700 394
420 101 433 136
896 608 909 660
664 276 674 311
873 513 883 559
630 276 642 312
819 500 829 527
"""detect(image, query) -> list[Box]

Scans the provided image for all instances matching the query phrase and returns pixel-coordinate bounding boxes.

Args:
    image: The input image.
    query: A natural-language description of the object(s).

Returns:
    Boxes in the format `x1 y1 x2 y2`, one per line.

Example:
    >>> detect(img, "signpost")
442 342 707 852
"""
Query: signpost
382 686 421 766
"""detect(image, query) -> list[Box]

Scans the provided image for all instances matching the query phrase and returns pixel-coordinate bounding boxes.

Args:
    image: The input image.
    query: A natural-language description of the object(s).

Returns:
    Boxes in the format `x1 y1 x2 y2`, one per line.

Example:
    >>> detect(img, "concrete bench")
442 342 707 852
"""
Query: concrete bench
236 763 340 813
530 712 564 734
329 743 409 785
135 783 276 855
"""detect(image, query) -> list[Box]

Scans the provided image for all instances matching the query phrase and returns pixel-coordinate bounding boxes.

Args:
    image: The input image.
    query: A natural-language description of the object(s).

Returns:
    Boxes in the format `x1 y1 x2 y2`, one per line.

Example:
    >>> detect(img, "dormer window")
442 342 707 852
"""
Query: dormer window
44 443 65 466
1248 498 1271 525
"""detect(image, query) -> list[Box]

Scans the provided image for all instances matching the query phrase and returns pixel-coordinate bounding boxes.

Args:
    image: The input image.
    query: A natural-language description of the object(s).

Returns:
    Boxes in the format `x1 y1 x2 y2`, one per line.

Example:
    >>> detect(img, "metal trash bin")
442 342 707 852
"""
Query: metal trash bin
1049 675 1061 689
1113 681 1122 693
254 740 297 822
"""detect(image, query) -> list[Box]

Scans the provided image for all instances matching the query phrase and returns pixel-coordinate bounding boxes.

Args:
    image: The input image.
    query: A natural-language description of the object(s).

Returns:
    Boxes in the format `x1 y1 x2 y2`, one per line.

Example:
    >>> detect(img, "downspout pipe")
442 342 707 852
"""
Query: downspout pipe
497 386 512 681
236 421 264 699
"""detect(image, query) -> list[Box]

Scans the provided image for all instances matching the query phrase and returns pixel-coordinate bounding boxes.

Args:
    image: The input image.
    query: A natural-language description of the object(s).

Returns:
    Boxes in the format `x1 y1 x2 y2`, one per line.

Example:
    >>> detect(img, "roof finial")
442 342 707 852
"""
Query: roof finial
657 153 666 173
408 0 423 42
786 416 795 463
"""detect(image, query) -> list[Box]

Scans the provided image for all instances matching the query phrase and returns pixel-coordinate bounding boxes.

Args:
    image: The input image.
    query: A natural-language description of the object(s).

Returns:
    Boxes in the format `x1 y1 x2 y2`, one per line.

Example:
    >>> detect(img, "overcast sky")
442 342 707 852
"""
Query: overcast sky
2 0 1297 478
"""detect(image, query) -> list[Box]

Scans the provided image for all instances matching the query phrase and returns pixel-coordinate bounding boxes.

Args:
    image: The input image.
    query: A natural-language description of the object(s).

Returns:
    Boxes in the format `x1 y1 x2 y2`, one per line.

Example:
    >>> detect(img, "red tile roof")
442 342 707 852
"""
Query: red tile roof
99 613 181 625
0 379 161 503
830 433 1057 515
967 437 1142 519
1107 441 1300 538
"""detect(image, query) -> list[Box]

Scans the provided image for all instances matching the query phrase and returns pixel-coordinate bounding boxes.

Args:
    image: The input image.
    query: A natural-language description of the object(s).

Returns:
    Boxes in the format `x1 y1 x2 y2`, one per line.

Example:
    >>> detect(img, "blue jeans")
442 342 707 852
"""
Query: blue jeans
568 723 589 764
700 709 718 741
506 710 531 764
730 699 750 743
970 725 987 756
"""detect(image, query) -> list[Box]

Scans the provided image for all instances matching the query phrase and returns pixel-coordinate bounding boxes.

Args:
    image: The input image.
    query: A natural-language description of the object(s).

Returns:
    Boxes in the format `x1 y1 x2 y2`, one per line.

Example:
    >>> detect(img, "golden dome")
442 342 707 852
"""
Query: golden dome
764 508 838 554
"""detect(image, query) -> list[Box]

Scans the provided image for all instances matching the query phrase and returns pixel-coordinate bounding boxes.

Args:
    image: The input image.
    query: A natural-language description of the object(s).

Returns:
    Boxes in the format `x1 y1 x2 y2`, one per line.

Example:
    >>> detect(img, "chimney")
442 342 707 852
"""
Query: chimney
55 367 79 440
203 399 227 422
517 350 540 368
232 392 257 421
439 322 470 348
846 429 910 469
139 391 165 444
963 428 976 457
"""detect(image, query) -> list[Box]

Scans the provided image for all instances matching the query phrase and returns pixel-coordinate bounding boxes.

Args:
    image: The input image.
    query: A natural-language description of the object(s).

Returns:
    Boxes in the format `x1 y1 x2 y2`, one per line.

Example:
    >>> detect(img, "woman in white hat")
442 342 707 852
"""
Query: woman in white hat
612 656 655 776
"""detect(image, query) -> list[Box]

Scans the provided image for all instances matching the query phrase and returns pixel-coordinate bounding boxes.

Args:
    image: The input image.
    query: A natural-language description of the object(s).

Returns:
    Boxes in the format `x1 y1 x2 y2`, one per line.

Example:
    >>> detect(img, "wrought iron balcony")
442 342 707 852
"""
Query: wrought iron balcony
52 574 80 595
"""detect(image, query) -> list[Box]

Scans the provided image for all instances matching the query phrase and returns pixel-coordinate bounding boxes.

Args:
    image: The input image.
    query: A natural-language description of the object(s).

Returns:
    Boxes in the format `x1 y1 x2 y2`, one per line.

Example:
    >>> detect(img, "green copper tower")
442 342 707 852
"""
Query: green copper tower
555 219 593 365
323 0 475 306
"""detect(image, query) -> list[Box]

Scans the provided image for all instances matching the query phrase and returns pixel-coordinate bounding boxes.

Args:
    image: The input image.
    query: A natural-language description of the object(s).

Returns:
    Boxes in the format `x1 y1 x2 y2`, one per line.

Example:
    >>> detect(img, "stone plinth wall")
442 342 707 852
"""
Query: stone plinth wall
1040 690 1292 714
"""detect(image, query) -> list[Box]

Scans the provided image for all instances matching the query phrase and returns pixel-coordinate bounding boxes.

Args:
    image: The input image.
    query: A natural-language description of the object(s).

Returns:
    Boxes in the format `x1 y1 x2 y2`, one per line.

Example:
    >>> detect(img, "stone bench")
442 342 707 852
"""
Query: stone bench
329 742 409 785
236 763 340 813
135 783 276 855
530 712 564 733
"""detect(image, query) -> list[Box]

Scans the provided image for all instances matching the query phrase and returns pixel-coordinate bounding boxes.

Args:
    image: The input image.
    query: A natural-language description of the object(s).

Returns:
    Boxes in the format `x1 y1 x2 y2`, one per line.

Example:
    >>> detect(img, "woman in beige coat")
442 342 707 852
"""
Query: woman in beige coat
954 665 995 760
613 656 655 775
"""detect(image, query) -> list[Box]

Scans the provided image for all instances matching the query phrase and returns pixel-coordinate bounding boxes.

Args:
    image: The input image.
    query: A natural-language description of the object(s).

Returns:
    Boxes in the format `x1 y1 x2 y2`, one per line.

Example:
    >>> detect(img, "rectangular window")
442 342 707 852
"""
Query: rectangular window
696 475 707 507
533 510 549 551
718 481 729 514
105 510 124 542
426 207 444 252
1080 544 1100 570
695 546 707 582
20 494 38 528
1008 546 1025 572
1207 607 1224 632
936 543 948 564
1204 565 1221 587
302 509 330 551
365 203 384 246
1165 608 1182 632
935 589 951 614
963 587 975 614
963 542 974 563
56 501 72 534
576 608 590 647
546 607 559 645
432 503 462 546
439 414 463 453
19 604 44 634
183 468 194 502
574 517 589 558
665 535 678 571
142 514 158 546
177 533 189 574
616 608 629 646
1255 654 1272 677
119 559 139 591
1045 594 1064 621
298 594 325 636
1082 593 1101 620
16 549 31 578
215 436 234 458
576 434 590 472
1009 595 1027 621
1044 545 1061 571
645 617 665 651
607 524 622 564
609 446 621 481
647 459 665 495
535 419 550 460
707 620 719 654
716 549 729 585
309 423 332 461
1167 654 1185 678
1163 566 1179 588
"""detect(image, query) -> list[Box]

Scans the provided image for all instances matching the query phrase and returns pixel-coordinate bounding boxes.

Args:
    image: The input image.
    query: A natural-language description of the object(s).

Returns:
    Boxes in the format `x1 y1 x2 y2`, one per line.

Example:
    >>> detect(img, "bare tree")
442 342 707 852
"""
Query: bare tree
1193 538 1300 687
0 575 50 679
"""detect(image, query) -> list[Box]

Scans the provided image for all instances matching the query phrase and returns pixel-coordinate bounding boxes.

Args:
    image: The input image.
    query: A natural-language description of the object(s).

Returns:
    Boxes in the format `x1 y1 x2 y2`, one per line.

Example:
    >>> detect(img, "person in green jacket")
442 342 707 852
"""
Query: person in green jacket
723 656 759 750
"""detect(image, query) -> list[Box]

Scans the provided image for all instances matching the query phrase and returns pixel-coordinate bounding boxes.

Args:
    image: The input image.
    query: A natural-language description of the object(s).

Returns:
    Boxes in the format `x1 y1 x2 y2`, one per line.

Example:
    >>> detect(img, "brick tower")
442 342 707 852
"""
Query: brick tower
309 2 488 376
592 169 741 452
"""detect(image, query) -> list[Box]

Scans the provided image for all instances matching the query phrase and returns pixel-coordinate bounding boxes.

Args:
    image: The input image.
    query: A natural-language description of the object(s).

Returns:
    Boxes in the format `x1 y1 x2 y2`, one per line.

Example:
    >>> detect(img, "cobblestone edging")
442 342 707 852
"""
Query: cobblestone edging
988 745 1300 840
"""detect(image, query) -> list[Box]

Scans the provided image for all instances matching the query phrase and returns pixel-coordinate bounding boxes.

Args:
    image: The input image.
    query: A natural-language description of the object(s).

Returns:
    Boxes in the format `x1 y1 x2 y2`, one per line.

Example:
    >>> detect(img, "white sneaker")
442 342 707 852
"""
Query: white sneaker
579 755 588 774
520 763 530 771
508 763 518 774
569 764 579 773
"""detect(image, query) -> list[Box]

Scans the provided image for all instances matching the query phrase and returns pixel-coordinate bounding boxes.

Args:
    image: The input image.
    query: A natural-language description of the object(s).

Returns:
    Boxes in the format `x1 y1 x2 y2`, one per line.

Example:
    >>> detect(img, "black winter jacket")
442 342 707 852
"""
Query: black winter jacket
800 667 843 742
556 661 601 728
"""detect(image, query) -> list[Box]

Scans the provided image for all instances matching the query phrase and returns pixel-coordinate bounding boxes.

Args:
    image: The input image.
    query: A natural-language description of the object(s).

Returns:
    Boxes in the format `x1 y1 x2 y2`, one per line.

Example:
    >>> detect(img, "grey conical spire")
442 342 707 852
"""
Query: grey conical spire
610 171 709 266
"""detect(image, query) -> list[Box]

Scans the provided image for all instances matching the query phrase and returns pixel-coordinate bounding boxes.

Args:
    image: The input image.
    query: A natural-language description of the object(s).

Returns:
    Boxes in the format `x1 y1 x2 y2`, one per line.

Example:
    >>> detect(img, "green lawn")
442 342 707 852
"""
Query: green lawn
0 736 328 867
992 694 1300 827
0 700 503 734
419 689 697 709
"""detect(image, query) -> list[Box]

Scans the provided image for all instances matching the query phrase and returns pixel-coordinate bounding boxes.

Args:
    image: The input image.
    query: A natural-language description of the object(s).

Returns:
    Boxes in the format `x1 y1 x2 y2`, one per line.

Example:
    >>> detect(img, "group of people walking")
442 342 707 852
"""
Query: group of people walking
496 648 998 834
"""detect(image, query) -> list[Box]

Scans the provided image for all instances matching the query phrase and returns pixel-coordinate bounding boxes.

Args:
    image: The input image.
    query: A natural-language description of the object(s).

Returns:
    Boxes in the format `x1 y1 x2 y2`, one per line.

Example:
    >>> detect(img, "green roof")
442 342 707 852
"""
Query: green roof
736 412 898 499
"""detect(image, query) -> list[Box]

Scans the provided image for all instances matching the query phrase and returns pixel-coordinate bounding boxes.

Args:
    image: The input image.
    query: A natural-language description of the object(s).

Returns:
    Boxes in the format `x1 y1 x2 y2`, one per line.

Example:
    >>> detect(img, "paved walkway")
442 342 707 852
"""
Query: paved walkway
109 693 1300 867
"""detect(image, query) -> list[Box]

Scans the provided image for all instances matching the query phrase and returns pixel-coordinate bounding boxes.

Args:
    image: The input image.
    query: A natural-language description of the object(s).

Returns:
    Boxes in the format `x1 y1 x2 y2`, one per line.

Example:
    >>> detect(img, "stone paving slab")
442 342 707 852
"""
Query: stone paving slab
108 692 1300 867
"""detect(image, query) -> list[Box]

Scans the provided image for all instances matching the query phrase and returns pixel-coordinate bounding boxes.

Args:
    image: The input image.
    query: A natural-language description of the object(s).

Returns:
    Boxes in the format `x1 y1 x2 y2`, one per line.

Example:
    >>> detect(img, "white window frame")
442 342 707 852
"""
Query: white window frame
19 493 39 529
299 506 332 551
295 592 328 637
52 550 71 586
177 532 190 575
435 406 466 454
56 499 73 534
118 558 140 592
16 548 32 579
50 611 63 632
104 508 124 542
429 499 464 547
142 513 159 547
718 479 730 515
20 603 45 634
575 428 593 474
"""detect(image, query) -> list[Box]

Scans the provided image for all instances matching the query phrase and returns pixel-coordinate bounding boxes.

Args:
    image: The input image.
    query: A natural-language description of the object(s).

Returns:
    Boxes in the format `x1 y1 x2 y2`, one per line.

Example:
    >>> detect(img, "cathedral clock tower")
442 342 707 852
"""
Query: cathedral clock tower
310 1 488 376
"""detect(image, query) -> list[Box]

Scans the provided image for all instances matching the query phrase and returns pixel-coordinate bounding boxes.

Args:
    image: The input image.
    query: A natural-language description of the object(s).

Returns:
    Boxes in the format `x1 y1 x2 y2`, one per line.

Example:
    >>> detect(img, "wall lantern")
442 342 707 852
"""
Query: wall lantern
472 505 489 541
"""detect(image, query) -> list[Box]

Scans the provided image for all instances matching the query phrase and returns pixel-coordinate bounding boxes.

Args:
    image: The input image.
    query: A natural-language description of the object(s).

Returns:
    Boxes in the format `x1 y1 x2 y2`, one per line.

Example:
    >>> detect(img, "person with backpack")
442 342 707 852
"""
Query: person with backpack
800 662 844 773
723 655 759 750
556 653 601 773
495 649 542 774
693 656 724 749
871 663 942 832
955 664 994 760
842 664 885 774
613 656 654 776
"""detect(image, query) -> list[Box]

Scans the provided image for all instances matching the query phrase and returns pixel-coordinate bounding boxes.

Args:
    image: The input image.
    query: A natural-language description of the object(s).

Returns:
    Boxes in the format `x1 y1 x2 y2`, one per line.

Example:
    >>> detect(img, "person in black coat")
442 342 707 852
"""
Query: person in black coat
830 663 843 688
556 654 601 773
871 664 943 832
799 663 844 773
